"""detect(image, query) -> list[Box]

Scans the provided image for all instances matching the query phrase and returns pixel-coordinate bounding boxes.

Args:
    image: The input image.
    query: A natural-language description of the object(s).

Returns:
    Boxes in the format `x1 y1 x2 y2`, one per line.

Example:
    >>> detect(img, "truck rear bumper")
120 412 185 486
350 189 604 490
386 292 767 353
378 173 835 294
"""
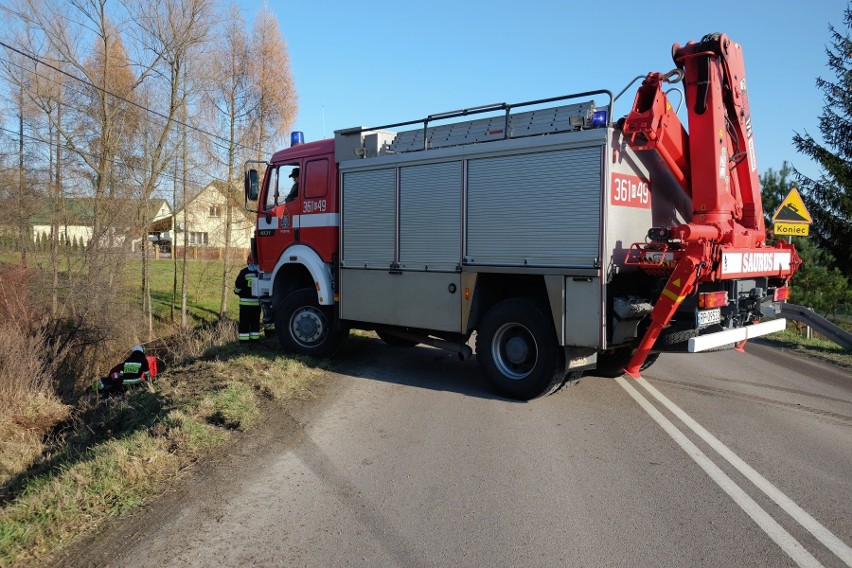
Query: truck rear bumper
688 318 787 353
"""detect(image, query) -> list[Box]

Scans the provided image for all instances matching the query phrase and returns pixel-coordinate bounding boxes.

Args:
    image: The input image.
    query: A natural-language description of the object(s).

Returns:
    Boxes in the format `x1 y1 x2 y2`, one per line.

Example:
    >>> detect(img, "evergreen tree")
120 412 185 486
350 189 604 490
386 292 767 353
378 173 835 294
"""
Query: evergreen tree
790 239 851 320
792 6 852 278
761 165 850 317
760 162 794 230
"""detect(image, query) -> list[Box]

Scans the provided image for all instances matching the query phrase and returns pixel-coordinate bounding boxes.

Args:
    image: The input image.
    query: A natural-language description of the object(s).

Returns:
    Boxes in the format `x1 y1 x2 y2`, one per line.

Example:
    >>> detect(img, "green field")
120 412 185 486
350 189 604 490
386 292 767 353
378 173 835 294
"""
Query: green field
127 257 241 324
0 251 242 326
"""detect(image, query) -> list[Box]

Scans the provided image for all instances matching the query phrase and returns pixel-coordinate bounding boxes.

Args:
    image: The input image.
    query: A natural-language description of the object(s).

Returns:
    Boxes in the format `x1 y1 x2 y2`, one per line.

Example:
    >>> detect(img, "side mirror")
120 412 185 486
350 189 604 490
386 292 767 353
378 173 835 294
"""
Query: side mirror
245 169 259 202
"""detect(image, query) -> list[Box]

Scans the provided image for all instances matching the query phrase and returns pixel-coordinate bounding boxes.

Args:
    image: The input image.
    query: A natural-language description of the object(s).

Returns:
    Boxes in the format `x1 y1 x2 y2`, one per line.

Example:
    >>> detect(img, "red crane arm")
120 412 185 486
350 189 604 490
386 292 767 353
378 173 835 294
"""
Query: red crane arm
621 33 799 378
624 34 767 248
673 33 766 247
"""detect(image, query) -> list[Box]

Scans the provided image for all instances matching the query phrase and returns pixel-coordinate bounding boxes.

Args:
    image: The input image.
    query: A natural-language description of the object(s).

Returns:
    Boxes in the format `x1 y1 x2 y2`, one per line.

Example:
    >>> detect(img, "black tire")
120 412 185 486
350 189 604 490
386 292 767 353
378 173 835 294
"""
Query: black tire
275 289 348 357
376 330 419 348
551 370 584 394
476 298 567 401
594 347 661 378
654 324 735 353
654 326 697 351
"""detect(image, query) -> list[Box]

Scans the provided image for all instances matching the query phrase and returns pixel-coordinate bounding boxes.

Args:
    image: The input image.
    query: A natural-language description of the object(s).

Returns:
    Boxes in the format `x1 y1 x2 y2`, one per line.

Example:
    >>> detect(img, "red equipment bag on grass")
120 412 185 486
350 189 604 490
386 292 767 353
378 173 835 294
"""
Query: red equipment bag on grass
146 356 158 378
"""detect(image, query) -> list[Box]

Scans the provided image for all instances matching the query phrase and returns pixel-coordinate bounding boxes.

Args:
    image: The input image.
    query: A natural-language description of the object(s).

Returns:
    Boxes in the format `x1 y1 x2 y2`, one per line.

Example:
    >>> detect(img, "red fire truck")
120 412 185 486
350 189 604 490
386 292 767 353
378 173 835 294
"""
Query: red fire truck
244 33 799 400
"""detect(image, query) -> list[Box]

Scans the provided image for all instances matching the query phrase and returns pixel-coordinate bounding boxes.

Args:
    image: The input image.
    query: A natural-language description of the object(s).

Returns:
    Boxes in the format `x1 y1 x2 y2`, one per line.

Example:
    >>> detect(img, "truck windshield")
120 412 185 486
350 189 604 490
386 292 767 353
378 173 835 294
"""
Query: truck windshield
265 167 278 211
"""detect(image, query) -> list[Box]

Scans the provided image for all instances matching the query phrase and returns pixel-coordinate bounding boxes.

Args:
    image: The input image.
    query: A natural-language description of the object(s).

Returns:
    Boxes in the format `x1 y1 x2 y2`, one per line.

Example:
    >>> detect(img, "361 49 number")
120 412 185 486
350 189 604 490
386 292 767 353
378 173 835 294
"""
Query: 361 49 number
610 174 651 209
303 199 327 214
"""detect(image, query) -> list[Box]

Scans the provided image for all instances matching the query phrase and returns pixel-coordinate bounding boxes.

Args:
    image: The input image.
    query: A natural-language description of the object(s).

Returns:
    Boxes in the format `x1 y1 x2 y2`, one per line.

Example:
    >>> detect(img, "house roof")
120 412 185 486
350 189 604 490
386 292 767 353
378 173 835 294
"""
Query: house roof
173 180 250 220
28 198 170 226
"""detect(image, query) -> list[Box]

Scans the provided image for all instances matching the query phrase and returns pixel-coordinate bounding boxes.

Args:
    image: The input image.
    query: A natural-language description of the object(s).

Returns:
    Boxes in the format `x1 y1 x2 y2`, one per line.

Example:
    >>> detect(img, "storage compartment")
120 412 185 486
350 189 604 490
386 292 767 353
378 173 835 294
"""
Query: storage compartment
340 269 462 332
466 147 603 267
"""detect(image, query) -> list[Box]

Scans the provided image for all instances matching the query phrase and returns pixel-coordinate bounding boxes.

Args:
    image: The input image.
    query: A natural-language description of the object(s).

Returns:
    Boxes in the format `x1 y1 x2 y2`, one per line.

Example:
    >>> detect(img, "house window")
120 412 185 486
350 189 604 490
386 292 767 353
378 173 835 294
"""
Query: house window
189 232 208 246
209 205 221 218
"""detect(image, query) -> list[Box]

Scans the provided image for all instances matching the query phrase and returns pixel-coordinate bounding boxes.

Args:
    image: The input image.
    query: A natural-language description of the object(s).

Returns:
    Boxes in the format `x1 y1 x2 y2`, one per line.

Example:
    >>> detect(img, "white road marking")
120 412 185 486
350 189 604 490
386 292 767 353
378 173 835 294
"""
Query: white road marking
635 377 852 567
616 376 824 568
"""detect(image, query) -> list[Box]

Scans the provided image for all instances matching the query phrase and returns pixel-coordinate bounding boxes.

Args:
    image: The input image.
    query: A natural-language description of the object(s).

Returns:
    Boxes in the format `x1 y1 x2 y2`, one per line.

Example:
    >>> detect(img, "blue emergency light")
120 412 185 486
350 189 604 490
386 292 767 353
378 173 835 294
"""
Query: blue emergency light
291 131 305 146
592 110 608 127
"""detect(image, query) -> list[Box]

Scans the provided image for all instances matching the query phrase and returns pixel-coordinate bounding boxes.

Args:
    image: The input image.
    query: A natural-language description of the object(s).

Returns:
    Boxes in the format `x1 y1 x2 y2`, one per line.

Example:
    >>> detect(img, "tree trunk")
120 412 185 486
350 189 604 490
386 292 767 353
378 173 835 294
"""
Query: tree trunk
180 72 189 329
50 101 62 317
218 93 237 319
171 155 178 324
142 196 153 340
18 94 28 269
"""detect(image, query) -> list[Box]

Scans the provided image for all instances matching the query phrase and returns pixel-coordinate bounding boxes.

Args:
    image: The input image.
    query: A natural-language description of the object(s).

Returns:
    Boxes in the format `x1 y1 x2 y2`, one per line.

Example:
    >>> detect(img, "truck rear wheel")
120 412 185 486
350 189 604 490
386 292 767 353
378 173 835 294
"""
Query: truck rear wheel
275 289 348 357
476 298 567 400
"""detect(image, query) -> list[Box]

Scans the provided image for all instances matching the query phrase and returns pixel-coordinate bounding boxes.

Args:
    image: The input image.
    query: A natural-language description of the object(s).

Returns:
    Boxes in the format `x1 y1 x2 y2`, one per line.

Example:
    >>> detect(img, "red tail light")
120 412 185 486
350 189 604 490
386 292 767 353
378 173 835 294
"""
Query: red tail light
699 291 728 309
773 287 791 302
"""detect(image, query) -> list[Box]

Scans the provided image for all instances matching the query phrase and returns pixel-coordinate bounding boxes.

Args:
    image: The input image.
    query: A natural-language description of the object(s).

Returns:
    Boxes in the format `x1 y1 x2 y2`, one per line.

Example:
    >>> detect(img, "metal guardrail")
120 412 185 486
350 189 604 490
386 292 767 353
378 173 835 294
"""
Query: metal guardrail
780 303 852 350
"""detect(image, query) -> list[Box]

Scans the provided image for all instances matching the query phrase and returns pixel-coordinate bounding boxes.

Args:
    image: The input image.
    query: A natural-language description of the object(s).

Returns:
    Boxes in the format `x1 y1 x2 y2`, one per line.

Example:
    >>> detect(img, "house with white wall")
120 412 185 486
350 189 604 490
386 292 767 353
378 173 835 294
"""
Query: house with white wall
156 181 253 258
30 198 171 248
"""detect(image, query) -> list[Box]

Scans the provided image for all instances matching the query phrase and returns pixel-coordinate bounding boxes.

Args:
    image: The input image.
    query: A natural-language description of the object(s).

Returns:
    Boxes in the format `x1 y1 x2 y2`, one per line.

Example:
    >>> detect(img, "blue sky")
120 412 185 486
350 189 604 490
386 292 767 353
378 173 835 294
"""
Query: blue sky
240 0 848 181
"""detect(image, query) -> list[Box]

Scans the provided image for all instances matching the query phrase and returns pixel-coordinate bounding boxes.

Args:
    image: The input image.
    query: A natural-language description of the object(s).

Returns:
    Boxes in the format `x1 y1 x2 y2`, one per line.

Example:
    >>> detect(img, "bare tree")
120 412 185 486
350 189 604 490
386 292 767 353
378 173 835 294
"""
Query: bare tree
179 66 191 328
2 0 297 340
15 80 28 268
200 4 299 320
202 4 253 319
10 25 69 316
250 5 297 159
5 0 142 305
127 0 212 338
0 32 41 269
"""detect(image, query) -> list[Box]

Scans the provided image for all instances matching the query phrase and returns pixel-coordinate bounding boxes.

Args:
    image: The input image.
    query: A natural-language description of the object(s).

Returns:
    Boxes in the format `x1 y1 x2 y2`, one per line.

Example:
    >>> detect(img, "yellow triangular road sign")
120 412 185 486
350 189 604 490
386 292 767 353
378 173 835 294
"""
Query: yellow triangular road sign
772 188 812 223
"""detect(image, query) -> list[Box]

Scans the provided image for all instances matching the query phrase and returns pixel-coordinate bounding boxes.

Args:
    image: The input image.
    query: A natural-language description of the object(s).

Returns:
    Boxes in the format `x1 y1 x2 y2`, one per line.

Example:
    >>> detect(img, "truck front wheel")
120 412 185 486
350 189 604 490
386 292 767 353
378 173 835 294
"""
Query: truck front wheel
275 289 347 357
476 298 567 400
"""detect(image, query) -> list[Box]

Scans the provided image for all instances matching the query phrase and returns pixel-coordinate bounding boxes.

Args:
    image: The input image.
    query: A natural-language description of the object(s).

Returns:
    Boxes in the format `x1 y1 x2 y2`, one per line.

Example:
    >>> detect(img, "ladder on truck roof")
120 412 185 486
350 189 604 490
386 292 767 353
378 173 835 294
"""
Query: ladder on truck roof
335 89 614 159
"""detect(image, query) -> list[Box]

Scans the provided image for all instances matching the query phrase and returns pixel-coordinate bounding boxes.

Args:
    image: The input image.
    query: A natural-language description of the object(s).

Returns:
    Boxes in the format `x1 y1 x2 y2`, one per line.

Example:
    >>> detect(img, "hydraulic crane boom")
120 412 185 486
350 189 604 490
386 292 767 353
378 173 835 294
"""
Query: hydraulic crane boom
676 33 765 245
621 33 799 377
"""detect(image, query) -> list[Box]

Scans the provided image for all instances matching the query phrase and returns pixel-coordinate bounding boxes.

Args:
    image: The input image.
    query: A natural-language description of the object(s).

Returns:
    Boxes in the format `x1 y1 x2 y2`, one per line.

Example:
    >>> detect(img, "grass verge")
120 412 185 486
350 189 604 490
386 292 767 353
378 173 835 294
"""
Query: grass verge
757 330 852 368
0 337 329 568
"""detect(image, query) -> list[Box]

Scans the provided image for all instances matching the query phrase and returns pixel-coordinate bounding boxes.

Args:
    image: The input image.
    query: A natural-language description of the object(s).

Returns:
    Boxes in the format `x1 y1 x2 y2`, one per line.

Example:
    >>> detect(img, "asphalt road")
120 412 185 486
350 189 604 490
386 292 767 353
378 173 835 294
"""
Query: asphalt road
79 340 852 568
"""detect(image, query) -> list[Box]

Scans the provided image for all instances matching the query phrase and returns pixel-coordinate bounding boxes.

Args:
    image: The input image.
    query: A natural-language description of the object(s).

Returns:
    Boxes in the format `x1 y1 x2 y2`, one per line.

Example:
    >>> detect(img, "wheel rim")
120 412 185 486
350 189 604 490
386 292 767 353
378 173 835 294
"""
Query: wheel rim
491 322 538 380
289 306 328 348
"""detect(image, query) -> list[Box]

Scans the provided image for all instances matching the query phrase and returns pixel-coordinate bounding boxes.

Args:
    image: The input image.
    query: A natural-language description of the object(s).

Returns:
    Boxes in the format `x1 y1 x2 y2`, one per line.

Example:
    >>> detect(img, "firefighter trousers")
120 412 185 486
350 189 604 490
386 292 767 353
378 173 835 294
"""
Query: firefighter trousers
238 299 261 341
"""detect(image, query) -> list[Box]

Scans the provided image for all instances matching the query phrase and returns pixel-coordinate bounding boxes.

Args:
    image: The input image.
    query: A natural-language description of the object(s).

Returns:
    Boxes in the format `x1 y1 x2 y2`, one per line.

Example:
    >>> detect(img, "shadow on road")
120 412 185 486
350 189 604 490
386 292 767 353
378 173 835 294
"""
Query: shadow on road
213 332 509 401
330 334 508 401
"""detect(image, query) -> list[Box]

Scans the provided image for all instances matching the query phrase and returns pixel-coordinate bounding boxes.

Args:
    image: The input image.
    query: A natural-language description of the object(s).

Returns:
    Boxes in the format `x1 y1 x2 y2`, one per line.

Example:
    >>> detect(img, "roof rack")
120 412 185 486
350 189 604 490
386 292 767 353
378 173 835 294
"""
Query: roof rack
336 89 614 159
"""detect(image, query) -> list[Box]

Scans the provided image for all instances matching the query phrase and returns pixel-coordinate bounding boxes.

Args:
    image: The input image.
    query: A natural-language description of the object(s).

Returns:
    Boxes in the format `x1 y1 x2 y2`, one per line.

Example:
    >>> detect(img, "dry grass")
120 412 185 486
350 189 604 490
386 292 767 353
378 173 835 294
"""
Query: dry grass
1 429 183 566
0 325 68 405
0 256 283 566
153 320 237 366
0 279 72 487
0 330 332 567
224 351 326 401
0 393 70 488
